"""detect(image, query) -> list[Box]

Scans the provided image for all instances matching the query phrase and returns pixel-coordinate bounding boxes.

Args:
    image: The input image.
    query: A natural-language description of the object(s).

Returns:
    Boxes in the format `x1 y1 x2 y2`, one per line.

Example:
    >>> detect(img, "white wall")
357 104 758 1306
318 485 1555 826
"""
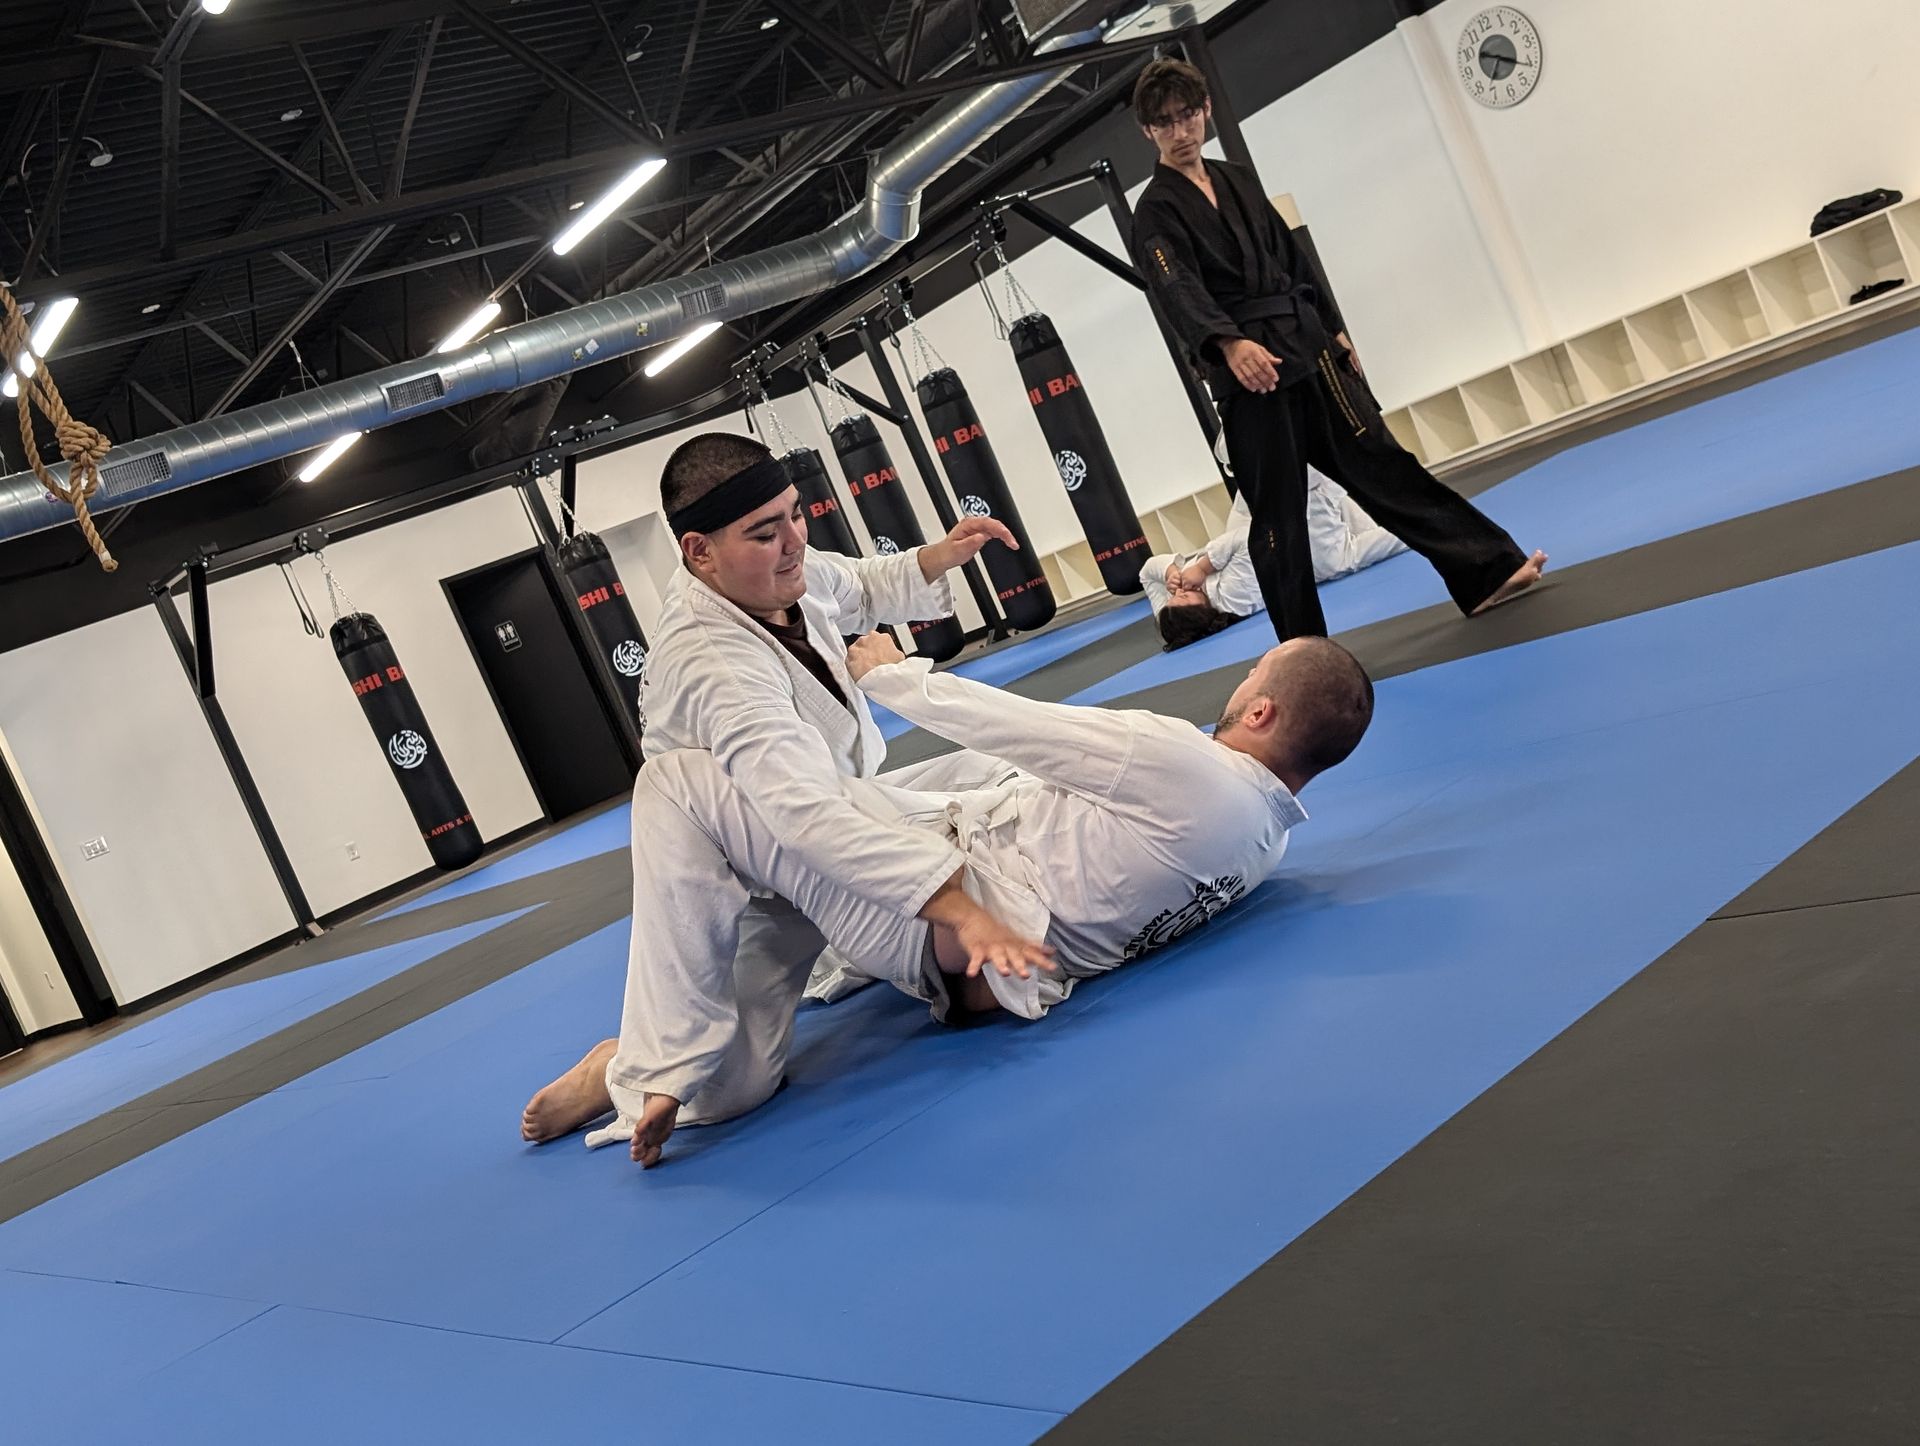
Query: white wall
0 730 83 1034
0 609 297 1004
212 488 547 918
1422 0 1920 341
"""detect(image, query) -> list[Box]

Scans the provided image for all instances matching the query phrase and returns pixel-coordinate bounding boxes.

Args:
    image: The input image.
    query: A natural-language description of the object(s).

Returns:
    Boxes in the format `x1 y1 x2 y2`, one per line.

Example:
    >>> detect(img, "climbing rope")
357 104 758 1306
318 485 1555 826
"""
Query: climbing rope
1 281 116 572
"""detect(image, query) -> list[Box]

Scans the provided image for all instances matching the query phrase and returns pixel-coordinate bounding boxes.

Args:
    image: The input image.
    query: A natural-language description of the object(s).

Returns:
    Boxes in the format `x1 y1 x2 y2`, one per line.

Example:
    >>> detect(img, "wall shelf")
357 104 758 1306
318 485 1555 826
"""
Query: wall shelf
1381 196 1920 468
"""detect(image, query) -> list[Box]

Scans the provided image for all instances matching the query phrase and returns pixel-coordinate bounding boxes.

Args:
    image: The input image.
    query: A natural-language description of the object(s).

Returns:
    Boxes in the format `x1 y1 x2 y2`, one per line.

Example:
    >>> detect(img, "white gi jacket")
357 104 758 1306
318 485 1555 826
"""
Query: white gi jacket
1140 482 1407 619
638 546 968 918
860 659 1309 1019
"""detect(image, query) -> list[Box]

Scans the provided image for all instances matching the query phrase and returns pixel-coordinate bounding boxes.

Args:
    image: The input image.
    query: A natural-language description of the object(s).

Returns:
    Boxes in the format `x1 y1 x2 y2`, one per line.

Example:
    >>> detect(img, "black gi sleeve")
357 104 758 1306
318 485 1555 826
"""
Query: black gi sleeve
1130 200 1244 365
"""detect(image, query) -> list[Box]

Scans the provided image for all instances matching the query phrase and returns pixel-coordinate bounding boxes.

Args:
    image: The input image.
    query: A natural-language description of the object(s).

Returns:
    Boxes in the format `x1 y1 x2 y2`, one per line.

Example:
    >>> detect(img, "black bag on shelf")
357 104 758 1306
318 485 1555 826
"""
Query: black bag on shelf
1810 189 1902 236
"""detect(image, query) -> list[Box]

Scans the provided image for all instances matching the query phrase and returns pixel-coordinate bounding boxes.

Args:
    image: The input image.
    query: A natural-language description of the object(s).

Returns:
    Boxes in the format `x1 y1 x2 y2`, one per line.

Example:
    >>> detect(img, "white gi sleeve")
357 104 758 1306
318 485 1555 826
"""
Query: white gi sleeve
1205 494 1253 573
1139 552 1177 614
858 658 1135 803
701 647 966 918
805 546 955 635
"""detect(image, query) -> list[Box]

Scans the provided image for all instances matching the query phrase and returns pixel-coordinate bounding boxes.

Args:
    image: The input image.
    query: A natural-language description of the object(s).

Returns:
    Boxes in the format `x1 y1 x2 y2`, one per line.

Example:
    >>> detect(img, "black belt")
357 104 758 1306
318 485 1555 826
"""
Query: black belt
1227 288 1319 328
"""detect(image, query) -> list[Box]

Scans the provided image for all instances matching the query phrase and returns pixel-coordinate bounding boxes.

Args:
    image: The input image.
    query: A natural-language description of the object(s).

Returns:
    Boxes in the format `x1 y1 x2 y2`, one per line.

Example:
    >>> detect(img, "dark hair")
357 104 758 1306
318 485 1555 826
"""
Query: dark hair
660 432 774 517
1132 58 1209 129
1157 599 1242 651
1272 637 1374 776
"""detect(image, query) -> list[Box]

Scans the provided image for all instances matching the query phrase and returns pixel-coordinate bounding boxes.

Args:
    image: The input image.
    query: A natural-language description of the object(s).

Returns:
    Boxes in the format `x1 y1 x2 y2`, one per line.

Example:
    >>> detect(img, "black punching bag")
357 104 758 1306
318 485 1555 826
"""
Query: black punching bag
915 367 1056 633
829 414 965 662
783 446 860 559
553 531 648 725
1009 313 1149 594
331 613 484 870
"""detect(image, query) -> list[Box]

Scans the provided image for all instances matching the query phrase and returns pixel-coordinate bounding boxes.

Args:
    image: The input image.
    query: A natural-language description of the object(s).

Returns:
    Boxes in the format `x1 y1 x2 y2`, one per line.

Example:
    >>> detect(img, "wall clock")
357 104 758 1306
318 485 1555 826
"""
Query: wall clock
1457 7 1542 109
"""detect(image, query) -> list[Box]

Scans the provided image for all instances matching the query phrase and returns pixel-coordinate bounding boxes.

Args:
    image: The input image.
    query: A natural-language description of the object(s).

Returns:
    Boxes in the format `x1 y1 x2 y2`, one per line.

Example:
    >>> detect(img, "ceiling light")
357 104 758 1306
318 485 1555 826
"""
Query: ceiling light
625 46 645 61
760 15 780 27
551 157 666 256
643 321 720 377
281 108 305 122
86 140 113 168
435 300 502 353
201 0 234 14
568 200 585 211
141 303 162 315
3 295 79 399
297 433 362 482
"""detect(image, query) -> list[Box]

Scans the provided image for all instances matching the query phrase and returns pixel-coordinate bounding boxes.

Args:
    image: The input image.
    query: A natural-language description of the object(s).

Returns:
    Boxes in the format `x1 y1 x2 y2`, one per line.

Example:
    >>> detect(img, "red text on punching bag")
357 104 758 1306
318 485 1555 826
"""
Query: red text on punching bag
576 581 626 612
847 464 897 496
1027 372 1081 408
351 664 407 697
808 497 841 520
932 424 986 454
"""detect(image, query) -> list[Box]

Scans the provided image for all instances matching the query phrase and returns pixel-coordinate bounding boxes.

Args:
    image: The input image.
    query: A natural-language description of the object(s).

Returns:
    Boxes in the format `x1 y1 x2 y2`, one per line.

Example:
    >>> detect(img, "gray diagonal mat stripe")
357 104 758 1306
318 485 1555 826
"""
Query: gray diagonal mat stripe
0 848 631 1224
1040 755 1920 1446
891 462 1920 765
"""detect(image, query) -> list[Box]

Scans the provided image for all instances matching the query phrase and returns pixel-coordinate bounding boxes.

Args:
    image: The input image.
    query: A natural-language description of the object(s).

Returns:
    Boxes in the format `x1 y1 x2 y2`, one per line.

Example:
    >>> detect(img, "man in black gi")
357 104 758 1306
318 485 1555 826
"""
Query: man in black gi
1127 58 1546 641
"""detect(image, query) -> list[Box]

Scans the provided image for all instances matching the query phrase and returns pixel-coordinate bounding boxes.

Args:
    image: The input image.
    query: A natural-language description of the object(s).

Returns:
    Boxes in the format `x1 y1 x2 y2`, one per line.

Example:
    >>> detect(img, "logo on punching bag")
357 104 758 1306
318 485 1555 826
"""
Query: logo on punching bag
611 640 647 677
1055 450 1088 492
387 730 430 770
874 536 900 555
961 495 992 518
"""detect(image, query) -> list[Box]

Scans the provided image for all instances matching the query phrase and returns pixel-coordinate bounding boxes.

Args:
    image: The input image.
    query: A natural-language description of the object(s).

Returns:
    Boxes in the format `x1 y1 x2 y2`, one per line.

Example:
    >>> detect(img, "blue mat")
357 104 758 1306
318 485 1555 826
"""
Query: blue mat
873 598 1151 738
1069 319 1920 705
380 804 632 918
0 909 531 1165
6 542 1917 1436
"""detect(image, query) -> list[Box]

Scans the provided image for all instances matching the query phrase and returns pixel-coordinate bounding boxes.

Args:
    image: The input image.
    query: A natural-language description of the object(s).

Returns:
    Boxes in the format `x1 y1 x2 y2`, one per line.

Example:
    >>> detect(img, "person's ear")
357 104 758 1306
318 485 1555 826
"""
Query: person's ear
681 532 712 570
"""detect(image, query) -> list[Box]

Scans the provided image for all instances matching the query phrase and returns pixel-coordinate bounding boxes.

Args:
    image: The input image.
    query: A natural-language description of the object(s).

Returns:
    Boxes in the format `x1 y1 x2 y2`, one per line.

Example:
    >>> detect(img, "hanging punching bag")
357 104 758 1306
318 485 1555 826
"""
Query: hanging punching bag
552 531 648 726
1009 313 1149 594
783 446 861 558
332 613 484 870
915 367 1056 633
829 414 965 662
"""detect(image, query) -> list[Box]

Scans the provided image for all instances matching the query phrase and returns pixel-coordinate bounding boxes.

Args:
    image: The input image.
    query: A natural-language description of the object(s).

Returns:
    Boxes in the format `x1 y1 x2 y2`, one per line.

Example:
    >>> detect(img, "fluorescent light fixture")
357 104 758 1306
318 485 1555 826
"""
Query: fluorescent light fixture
202 0 234 14
3 295 79 399
643 321 721 377
297 433 363 482
760 15 780 27
435 299 502 353
552 158 666 256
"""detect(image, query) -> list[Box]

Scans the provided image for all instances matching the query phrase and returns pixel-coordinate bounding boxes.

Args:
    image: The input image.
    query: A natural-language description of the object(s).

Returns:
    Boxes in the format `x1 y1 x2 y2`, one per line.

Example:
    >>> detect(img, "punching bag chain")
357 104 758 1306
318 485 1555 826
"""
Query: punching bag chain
2 281 116 572
974 244 1038 341
897 302 946 386
315 550 357 623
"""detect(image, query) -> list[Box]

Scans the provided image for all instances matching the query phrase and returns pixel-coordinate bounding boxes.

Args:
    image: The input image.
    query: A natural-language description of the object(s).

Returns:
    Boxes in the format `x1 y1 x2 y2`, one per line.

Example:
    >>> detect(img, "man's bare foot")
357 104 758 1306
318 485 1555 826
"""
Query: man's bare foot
1470 550 1549 616
521 1038 617 1143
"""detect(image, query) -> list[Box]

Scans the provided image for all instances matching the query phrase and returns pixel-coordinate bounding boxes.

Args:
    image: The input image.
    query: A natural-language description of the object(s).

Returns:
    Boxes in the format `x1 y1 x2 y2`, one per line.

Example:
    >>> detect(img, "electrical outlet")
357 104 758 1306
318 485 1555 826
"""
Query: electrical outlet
81 836 109 861
345 841 361 861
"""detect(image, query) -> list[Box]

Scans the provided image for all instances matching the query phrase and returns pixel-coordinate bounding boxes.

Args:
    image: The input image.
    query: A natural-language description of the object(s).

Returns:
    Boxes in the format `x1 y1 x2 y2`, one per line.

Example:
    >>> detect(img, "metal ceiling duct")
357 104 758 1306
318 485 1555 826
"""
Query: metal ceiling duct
0 11 1139 546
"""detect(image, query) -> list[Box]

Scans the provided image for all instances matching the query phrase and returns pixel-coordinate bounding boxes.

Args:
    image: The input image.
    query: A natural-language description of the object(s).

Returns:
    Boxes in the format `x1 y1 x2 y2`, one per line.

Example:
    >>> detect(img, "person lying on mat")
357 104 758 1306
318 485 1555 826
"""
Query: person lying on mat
526 631 1373 1168
1142 475 1406 650
519 432 1031 1148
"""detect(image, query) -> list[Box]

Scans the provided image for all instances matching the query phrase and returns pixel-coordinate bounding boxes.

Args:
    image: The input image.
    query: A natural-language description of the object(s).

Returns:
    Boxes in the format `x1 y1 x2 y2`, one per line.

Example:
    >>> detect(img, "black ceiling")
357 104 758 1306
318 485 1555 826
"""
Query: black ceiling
1 0 1177 615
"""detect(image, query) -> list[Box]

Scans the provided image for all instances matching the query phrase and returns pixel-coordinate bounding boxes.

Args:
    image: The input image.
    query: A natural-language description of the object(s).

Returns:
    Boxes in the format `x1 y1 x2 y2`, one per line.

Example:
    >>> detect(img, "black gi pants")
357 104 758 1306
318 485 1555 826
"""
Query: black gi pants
1222 353 1526 641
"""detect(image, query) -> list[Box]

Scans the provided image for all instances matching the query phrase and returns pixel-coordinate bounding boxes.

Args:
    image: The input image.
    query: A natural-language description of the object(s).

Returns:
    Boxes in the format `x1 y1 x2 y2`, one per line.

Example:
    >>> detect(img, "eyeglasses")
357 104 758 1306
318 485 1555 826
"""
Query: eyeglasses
1146 105 1205 135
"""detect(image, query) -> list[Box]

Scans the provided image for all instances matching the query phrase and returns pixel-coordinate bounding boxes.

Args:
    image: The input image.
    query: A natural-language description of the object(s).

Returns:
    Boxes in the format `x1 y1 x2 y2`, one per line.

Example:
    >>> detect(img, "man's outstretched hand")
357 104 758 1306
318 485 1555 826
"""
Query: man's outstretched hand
1223 337 1282 394
951 905 1057 981
846 630 906 682
919 516 1018 579
631 1092 681 1169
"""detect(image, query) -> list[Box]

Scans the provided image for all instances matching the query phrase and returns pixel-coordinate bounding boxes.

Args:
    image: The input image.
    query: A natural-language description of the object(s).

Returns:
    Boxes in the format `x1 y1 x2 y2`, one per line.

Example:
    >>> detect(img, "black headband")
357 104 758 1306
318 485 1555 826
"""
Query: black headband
666 454 793 538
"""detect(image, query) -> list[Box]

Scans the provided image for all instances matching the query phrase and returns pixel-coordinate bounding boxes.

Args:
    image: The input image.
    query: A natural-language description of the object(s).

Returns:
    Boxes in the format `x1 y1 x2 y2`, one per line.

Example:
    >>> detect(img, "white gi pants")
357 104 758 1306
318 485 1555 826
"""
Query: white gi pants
604 750 1012 1137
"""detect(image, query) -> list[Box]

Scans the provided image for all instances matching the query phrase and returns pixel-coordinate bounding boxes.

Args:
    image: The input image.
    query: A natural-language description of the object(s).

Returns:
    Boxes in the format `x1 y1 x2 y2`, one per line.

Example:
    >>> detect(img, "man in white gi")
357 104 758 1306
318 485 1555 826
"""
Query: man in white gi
540 626 1372 1169
1141 476 1407 650
521 432 1037 1145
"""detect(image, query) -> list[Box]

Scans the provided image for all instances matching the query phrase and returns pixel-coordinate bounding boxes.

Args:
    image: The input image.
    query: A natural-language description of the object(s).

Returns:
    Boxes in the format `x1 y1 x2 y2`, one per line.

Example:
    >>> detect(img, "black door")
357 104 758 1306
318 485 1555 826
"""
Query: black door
444 551 635 820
